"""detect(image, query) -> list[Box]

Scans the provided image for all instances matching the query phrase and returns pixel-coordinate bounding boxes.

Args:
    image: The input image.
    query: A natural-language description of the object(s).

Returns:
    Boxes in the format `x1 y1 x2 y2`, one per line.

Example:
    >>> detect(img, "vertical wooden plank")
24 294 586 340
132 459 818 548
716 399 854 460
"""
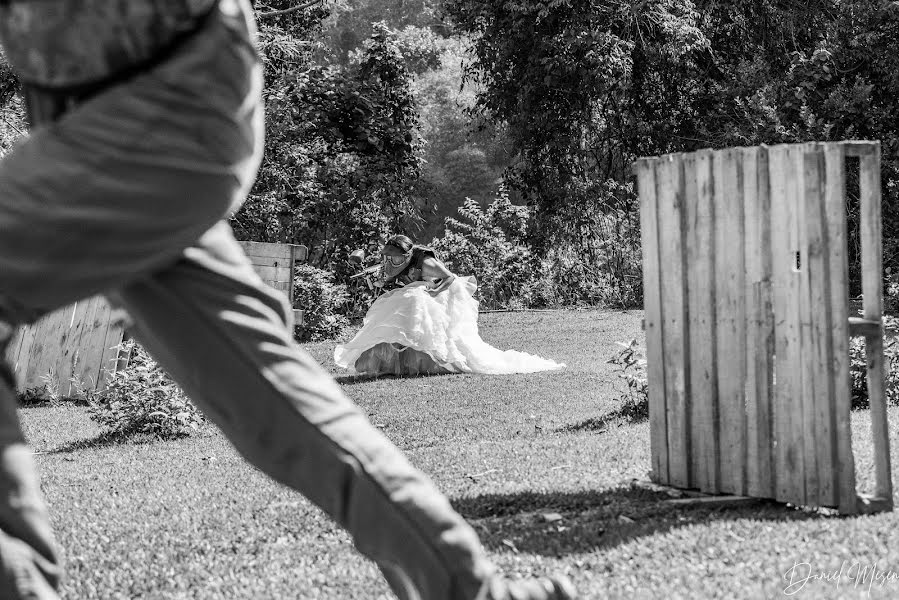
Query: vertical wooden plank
825 143 856 514
803 146 836 507
713 148 747 495
4 326 26 371
769 144 805 503
19 316 49 387
796 145 818 506
657 154 691 489
743 147 760 497
58 300 94 396
636 158 669 484
288 245 302 307
686 150 718 493
99 304 126 390
74 297 110 391
744 146 776 498
789 144 810 505
11 321 37 386
859 143 893 504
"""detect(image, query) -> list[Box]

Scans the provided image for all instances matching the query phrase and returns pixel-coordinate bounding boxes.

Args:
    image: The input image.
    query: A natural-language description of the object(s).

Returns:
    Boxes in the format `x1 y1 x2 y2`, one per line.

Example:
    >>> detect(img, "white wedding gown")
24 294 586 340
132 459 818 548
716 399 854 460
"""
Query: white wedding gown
334 276 566 376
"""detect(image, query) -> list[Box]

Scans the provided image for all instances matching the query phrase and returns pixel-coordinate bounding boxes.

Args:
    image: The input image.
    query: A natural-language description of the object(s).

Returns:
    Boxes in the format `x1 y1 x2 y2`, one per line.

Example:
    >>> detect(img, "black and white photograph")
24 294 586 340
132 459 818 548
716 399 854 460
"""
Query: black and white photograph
2 0 899 598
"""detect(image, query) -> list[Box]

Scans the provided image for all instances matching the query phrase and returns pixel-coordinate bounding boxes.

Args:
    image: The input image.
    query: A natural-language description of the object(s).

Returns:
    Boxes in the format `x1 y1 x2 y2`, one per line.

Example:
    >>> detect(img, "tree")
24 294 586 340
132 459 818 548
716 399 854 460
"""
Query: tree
232 11 423 278
441 0 710 252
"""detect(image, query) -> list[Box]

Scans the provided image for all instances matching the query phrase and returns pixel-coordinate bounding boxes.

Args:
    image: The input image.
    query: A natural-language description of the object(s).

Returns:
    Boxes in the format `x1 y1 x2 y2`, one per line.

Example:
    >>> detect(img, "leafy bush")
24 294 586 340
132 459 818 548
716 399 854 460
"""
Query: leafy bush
88 341 204 439
294 264 350 341
535 179 642 308
607 338 649 420
850 315 899 410
233 21 422 275
430 193 541 309
431 185 642 310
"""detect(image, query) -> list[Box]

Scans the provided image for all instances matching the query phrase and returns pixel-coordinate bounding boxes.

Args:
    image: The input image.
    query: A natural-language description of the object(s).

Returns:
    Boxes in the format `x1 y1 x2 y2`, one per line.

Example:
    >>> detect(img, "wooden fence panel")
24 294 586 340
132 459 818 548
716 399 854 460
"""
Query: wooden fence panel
5 240 308 395
636 140 889 514
5 297 126 395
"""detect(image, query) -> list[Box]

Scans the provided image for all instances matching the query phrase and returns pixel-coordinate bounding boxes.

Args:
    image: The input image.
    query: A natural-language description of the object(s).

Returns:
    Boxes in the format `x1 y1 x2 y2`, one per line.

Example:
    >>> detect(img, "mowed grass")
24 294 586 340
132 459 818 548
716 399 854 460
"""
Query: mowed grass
18 309 899 599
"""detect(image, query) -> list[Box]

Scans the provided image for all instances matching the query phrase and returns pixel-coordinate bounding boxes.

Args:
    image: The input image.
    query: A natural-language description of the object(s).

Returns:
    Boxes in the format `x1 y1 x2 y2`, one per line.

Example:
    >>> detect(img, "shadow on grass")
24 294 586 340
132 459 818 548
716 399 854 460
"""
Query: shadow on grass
334 372 461 386
451 484 831 557
43 431 170 454
334 374 381 386
17 397 91 410
557 401 648 434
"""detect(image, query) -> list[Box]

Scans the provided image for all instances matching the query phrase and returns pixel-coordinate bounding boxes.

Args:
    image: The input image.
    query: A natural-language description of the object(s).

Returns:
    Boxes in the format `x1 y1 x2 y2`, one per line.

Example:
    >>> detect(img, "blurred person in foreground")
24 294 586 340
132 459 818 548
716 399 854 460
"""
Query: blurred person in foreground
0 1 576 599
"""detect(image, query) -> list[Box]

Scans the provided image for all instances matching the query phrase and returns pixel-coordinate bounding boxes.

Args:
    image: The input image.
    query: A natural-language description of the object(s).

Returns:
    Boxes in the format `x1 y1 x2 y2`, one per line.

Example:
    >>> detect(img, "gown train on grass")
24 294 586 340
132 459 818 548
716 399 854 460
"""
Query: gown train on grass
334 276 566 376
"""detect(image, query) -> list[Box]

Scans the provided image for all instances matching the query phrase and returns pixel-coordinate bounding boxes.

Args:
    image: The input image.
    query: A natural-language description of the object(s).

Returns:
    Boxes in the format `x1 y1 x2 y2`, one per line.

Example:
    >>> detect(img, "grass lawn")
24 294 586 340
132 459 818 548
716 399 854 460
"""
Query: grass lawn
19 308 899 599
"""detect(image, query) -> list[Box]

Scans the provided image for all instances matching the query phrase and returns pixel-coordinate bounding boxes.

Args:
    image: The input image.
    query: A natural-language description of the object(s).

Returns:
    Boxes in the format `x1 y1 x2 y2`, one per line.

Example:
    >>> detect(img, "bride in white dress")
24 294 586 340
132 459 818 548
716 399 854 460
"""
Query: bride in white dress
334 235 566 376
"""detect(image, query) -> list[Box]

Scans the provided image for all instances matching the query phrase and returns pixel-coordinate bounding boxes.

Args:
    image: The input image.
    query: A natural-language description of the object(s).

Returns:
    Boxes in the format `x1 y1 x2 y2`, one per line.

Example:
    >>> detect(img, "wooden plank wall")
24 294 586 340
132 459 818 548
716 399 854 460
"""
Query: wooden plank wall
4 241 309 396
636 141 884 513
241 241 308 306
5 296 125 396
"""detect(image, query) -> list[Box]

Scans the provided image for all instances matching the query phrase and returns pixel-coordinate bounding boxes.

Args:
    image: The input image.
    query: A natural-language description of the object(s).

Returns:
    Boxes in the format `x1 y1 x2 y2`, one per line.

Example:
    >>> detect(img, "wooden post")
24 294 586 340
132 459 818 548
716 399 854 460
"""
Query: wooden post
823 144 856 514
859 143 893 507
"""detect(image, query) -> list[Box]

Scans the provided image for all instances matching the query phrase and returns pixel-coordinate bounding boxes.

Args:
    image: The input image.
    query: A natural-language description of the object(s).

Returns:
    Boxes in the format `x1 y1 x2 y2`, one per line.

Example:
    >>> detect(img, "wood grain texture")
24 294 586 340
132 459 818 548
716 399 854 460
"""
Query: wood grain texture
713 148 747 495
685 150 718 493
636 157 669 484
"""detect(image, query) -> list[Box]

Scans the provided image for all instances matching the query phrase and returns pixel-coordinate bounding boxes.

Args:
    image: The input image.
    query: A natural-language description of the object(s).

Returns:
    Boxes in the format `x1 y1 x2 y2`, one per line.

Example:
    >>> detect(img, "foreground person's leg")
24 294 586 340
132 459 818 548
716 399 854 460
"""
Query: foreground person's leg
111 223 575 600
0 330 62 600
0 0 577 593
0 2 263 597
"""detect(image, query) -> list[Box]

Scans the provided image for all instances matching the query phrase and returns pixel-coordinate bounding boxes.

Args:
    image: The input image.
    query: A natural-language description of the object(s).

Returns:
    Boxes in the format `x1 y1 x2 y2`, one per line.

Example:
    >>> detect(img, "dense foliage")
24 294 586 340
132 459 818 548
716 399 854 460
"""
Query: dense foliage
431 194 542 309
292 263 351 341
441 0 899 295
233 7 423 282
88 341 205 439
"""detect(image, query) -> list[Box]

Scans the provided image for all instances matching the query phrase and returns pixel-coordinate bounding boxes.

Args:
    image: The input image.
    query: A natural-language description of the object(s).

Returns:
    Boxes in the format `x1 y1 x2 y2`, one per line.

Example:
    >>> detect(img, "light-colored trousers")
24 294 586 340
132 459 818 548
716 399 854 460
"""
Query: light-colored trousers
0 1 495 598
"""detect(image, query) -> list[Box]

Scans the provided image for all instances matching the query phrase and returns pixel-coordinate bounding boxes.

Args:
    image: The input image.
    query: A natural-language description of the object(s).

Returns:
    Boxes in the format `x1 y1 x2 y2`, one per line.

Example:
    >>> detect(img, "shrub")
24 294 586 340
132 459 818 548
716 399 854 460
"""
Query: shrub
294 264 350 341
607 338 649 420
88 341 204 440
850 315 899 409
537 179 643 309
431 183 642 310
430 193 542 310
